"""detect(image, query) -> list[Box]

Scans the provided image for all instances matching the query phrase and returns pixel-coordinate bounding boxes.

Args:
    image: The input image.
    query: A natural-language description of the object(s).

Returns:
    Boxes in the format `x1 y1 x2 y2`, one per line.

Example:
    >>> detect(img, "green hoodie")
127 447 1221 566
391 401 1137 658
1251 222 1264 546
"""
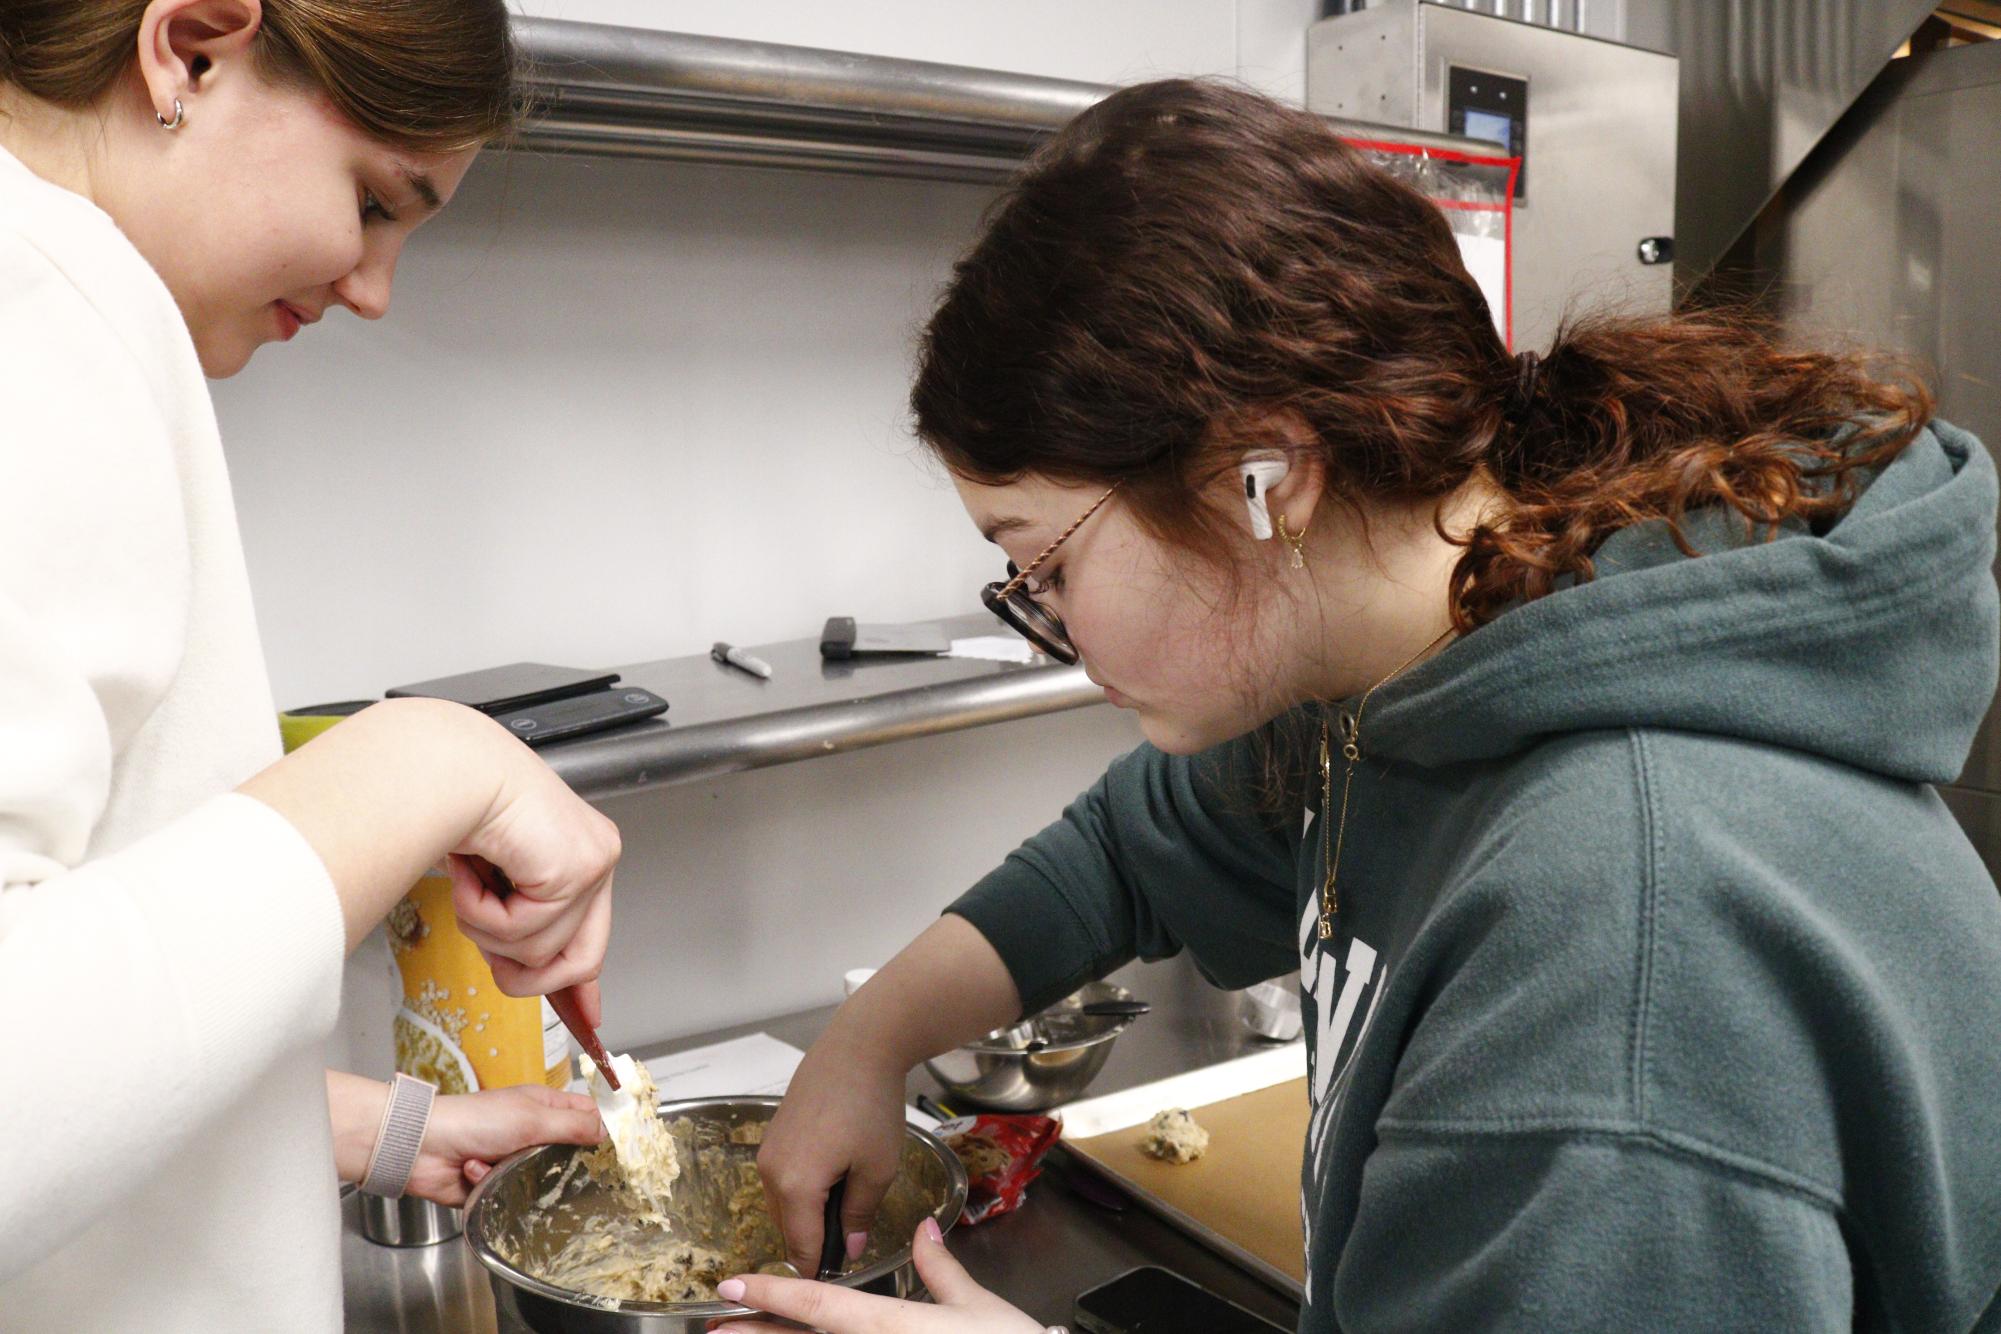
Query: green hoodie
952 420 2001 1331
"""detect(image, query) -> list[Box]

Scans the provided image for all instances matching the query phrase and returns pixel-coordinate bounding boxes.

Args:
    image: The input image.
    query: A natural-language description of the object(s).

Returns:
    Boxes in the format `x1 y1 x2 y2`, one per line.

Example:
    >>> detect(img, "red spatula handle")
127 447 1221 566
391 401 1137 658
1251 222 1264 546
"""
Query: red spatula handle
546 986 618 1091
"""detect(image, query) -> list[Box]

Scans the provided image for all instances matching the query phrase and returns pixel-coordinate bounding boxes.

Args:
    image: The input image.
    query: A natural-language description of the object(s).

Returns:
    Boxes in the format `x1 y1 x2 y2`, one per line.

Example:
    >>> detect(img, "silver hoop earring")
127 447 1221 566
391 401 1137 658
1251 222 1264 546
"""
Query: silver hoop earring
158 99 185 131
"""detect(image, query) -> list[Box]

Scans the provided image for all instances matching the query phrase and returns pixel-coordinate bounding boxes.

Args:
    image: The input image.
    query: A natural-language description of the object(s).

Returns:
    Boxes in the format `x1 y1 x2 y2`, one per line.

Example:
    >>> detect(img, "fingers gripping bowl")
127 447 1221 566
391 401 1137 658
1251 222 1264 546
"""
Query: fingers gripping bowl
465 1095 968 1333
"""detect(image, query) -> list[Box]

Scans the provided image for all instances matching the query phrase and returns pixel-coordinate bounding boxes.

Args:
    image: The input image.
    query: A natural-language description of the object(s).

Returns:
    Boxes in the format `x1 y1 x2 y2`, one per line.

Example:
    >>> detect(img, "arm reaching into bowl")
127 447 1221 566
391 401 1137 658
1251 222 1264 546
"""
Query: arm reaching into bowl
758 916 1019 1276
764 735 1299 1275
710 1220 1043 1334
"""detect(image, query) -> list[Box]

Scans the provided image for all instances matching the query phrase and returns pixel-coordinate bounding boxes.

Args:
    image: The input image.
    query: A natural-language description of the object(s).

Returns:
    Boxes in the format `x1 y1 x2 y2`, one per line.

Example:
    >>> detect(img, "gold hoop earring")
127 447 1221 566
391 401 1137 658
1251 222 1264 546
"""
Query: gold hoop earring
1274 513 1309 570
158 99 185 131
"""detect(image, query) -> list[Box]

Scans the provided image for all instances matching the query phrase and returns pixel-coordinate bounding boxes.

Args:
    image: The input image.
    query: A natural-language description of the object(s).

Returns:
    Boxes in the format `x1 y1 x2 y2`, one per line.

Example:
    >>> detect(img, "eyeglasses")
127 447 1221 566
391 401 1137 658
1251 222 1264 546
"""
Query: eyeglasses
979 484 1120 665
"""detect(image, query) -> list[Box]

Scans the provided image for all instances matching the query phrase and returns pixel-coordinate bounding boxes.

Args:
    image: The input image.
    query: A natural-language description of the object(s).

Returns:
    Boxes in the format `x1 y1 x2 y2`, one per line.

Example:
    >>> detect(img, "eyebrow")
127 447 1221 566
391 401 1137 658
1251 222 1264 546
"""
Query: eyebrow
981 516 1033 543
400 167 442 212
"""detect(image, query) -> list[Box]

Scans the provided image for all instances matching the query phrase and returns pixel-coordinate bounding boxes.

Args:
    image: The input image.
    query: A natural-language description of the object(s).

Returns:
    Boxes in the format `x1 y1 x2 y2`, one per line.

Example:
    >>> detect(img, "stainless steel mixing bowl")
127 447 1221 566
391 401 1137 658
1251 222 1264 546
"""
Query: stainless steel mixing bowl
464 1095 967 1333
922 981 1141 1112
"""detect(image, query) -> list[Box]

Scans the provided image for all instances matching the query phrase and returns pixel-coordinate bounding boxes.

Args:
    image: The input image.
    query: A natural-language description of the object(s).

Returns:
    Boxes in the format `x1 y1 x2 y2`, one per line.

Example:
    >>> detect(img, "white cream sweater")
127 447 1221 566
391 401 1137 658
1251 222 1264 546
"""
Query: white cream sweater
0 147 347 1327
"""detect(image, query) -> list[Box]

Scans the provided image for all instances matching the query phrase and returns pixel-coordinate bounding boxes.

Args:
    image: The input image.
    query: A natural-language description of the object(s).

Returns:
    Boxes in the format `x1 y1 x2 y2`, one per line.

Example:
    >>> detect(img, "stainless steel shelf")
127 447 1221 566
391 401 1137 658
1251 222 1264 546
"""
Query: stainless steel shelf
509 17 1505 182
540 615 1104 801
509 18 1101 182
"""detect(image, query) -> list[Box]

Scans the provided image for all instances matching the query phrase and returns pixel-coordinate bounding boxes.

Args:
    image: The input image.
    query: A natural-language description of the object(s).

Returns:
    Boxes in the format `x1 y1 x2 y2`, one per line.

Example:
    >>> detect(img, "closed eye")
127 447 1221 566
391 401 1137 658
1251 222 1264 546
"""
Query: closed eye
361 189 397 224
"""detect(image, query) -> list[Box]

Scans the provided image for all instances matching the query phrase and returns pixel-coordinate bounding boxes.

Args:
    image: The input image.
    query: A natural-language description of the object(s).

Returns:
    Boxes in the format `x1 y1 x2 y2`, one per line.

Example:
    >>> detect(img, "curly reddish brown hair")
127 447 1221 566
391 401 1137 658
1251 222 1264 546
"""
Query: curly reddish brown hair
911 79 1934 631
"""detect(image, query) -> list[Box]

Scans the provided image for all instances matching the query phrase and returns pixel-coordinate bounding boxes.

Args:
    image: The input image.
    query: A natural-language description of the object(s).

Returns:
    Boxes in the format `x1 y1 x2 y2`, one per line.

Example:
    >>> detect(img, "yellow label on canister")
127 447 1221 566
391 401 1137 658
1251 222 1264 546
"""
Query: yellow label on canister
279 707 570 1092
388 872 547 1093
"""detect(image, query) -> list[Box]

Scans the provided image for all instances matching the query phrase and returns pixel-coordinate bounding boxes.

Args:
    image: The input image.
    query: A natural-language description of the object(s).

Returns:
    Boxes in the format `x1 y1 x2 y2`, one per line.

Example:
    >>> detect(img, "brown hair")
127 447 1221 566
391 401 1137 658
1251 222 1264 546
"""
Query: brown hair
911 79 1934 633
0 1 522 153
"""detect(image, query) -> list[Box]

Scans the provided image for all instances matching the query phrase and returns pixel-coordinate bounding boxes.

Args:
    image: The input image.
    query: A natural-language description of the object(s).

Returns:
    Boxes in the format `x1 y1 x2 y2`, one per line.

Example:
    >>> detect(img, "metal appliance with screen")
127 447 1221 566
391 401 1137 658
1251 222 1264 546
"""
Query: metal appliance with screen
1307 1 1678 353
1447 65 1530 196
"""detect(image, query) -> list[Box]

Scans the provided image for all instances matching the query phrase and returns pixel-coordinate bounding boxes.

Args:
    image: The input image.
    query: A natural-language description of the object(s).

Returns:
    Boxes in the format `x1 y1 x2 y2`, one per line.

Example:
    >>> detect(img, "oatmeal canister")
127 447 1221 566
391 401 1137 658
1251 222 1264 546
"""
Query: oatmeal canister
386 871 567 1092
278 703 569 1093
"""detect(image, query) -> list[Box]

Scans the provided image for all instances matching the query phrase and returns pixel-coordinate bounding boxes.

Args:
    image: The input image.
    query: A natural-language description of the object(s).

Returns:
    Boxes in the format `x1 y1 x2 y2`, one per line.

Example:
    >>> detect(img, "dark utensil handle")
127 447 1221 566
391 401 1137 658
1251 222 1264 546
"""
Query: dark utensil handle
1078 999 1152 1018
818 1175 849 1279
462 856 619 1091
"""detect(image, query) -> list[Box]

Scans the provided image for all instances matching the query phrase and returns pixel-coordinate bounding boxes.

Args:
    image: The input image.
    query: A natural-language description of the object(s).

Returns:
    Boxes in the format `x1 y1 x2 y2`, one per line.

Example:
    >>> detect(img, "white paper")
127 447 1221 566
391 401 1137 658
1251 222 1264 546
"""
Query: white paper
1455 232 1509 339
646 1032 807 1100
947 636 1036 664
1051 1043 1307 1139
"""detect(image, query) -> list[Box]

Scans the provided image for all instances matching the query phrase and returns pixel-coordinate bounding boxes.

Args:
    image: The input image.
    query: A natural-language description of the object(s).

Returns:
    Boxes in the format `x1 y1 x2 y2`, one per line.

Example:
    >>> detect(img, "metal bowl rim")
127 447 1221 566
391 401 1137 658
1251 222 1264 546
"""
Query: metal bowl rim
462 1093 969 1319
949 1016 1135 1056
950 981 1141 1055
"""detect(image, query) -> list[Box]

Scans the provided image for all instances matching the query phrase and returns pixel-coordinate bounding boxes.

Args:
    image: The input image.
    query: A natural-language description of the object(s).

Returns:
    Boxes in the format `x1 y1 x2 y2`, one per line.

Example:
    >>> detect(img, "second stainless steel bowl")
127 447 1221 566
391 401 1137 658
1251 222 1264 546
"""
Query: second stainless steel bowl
922 981 1141 1112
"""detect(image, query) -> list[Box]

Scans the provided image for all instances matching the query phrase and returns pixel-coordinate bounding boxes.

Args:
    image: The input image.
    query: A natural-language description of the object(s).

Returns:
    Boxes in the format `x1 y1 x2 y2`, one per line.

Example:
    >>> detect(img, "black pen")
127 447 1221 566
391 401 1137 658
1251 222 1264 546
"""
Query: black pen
711 641 773 680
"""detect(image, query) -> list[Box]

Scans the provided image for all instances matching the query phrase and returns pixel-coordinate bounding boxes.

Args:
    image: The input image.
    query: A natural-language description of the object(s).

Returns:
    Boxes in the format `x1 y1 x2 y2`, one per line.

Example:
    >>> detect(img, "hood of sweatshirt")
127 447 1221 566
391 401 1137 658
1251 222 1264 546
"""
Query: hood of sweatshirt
1365 420 1999 784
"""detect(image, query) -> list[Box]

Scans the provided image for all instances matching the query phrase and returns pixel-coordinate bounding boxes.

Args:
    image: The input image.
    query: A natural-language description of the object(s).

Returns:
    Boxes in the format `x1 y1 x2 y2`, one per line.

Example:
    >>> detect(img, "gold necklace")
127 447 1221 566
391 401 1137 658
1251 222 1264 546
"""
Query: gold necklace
1316 626 1455 940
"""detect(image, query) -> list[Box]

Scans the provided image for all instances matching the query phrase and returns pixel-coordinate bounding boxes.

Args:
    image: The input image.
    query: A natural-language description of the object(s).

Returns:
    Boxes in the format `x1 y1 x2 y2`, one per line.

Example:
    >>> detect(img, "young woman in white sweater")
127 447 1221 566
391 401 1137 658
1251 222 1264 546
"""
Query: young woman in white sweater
0 2 621 1326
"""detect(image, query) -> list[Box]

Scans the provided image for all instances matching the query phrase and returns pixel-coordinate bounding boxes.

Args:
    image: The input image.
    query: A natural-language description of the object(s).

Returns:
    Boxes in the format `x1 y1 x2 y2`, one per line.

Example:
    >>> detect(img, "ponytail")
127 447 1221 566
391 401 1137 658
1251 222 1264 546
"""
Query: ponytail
1456 309 1934 627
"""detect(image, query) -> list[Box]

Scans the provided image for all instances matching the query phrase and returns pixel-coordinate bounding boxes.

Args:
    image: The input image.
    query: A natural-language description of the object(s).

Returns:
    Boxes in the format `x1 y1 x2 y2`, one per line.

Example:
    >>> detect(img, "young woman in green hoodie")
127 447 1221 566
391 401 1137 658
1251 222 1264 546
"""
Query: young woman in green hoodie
729 80 2001 1333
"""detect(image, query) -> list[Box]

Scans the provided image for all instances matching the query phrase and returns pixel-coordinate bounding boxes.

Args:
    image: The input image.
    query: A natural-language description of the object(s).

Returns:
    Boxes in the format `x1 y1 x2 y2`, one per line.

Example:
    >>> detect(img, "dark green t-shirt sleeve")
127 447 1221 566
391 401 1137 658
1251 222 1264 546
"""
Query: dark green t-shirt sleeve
947 733 1299 1015
1333 1131 1852 1331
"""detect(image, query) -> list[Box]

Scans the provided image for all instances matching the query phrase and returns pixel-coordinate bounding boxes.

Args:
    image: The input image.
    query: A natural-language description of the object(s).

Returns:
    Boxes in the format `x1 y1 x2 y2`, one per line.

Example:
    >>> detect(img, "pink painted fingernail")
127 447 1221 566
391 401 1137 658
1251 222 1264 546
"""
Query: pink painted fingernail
921 1216 944 1244
846 1230 868 1260
716 1278 747 1302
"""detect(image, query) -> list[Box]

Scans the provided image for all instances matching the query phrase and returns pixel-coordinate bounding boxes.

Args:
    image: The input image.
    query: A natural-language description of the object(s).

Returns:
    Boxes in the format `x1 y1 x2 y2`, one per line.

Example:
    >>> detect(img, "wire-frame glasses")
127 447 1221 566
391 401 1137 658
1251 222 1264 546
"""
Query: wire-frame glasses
978 484 1120 665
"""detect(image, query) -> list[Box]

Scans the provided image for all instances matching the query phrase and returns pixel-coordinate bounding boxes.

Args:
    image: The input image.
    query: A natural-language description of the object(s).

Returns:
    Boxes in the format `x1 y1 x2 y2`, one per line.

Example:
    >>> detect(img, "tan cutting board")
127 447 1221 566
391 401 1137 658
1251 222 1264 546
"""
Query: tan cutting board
1065 1077 1310 1288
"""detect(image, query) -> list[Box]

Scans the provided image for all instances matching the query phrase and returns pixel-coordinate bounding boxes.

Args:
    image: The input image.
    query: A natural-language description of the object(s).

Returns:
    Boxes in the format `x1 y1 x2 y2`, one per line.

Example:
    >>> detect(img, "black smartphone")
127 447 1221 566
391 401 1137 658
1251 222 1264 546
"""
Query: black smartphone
385 662 619 716
1073 1267 1290 1334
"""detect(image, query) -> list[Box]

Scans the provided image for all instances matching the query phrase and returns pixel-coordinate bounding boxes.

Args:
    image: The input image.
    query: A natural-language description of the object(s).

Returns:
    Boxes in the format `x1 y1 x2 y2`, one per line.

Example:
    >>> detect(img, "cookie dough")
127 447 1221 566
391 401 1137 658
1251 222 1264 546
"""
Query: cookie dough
503 1115 792 1306
584 1056 682 1210
530 1225 729 1303
498 1062 719 1302
1137 1108 1210 1164
947 1131 1012 1178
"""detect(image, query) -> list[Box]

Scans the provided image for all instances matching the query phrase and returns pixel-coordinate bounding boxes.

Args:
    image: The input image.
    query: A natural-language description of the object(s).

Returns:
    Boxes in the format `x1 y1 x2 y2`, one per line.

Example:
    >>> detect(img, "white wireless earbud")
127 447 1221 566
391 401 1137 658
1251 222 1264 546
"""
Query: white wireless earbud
1237 453 1290 540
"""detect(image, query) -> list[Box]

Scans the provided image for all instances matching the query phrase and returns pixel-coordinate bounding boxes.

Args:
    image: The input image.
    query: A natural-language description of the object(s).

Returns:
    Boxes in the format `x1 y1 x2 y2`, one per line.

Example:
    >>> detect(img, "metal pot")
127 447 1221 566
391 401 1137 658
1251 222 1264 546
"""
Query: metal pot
464 1095 968 1332
922 981 1141 1112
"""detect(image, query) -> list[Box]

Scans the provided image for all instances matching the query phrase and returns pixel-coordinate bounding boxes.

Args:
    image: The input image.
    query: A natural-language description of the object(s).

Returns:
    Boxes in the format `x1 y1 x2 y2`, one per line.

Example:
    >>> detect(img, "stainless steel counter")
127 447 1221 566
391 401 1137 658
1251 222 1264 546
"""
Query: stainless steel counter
341 956 1303 1331
538 615 1105 801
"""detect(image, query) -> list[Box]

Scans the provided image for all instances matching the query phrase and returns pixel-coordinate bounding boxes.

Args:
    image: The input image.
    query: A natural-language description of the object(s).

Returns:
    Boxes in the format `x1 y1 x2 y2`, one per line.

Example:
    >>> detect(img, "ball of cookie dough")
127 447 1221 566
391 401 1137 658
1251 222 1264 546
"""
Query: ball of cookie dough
1138 1108 1210 1164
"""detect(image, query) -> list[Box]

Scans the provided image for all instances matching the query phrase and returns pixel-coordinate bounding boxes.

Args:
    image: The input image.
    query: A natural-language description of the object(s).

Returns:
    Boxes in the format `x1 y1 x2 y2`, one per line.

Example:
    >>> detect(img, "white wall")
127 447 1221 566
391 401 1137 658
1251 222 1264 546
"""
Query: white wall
230 5 1317 1068
218 155 1004 704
